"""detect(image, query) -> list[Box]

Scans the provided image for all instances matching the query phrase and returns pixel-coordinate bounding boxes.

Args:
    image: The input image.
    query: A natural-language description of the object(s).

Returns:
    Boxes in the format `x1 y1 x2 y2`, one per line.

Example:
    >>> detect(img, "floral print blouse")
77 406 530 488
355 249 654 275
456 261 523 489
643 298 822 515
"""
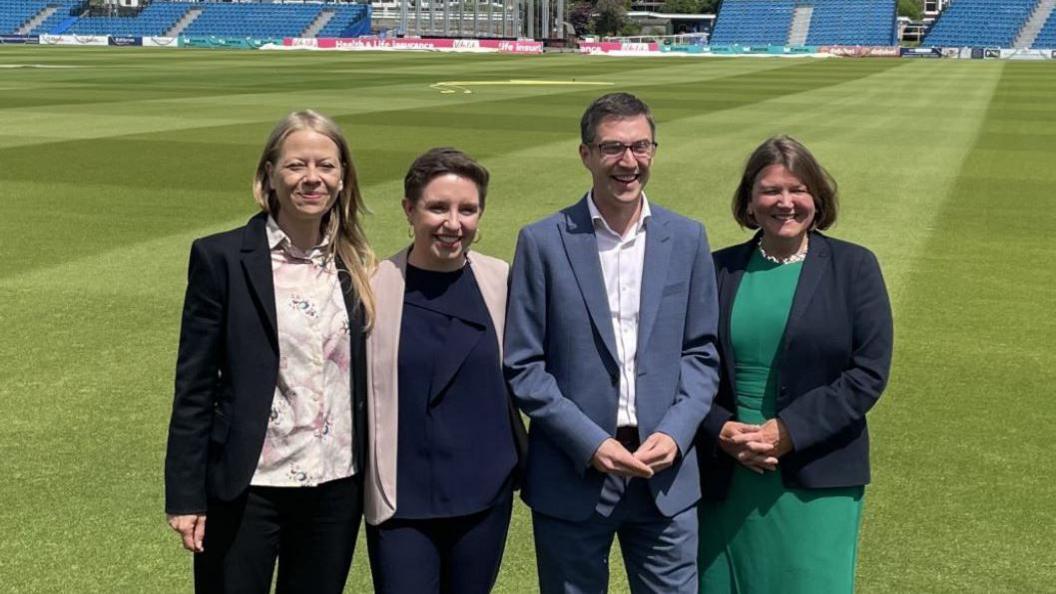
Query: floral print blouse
251 216 355 487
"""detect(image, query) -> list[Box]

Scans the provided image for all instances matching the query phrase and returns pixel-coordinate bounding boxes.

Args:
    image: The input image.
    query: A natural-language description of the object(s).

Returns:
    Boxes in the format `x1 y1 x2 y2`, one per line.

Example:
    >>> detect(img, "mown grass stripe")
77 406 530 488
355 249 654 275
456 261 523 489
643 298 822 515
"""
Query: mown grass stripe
861 61 1056 593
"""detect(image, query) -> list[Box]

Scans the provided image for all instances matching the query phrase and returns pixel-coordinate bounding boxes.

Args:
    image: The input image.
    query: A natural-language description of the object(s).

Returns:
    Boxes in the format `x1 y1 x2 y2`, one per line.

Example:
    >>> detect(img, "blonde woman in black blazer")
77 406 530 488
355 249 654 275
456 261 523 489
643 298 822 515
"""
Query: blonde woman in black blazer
696 136 893 593
164 110 374 594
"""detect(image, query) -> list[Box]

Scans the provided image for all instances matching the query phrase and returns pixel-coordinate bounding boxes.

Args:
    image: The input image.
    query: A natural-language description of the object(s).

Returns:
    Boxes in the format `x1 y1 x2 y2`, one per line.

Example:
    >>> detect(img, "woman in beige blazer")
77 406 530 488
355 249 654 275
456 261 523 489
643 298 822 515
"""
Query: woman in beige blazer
364 147 527 594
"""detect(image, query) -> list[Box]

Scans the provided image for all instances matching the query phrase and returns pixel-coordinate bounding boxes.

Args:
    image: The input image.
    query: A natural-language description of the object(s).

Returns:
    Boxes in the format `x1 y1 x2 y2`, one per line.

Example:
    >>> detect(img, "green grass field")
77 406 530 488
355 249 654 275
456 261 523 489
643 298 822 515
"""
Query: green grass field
0 46 1053 593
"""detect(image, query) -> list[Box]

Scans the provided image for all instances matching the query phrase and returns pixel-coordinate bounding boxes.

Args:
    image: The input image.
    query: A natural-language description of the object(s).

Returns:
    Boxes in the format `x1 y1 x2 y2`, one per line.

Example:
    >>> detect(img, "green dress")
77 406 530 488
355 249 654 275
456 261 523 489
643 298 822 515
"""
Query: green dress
698 250 864 594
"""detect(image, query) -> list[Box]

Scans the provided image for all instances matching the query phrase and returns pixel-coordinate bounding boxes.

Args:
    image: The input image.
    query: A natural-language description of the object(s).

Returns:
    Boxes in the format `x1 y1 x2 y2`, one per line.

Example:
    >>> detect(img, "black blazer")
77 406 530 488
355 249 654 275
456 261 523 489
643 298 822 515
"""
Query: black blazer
164 212 367 515
697 231 893 499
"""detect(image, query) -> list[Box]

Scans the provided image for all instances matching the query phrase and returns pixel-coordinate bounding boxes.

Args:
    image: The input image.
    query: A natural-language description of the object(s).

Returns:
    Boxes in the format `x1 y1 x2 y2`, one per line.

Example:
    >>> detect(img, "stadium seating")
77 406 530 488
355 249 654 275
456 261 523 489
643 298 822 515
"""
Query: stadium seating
711 0 896 46
0 0 81 35
711 0 796 46
65 2 187 36
179 3 320 38
316 3 371 38
1033 8 1056 47
923 0 1036 48
0 0 52 34
804 0 897 46
2 1 372 38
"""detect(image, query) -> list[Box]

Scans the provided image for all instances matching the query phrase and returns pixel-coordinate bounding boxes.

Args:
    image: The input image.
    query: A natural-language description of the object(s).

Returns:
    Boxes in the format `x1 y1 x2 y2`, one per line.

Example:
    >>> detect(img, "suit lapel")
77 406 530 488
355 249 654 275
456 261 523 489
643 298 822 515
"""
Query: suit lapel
782 232 830 352
240 213 278 351
336 256 364 383
636 212 672 354
560 196 619 365
719 239 756 392
468 254 506 358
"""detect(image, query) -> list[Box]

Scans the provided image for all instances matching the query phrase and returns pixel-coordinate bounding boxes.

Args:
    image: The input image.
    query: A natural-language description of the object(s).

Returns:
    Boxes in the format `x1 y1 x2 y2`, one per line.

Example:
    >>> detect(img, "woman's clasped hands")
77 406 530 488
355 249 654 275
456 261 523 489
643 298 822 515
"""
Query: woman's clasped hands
719 419 793 474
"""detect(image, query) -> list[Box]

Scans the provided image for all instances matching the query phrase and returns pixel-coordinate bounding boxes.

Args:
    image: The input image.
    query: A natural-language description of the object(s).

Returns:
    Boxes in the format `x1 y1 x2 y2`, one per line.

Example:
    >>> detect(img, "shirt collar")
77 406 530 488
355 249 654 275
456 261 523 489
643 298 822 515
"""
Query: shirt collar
266 215 332 265
587 191 651 239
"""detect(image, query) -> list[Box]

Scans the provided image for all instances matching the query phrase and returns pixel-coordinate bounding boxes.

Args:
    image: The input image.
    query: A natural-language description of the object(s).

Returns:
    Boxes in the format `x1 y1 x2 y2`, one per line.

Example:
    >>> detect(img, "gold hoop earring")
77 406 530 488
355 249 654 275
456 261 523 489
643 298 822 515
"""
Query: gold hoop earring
407 225 414 238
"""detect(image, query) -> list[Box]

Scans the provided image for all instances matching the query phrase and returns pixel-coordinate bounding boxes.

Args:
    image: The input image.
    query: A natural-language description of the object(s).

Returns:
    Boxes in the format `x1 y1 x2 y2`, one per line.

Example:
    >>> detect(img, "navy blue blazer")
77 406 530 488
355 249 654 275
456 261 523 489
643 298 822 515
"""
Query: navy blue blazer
164 212 367 515
505 196 720 521
697 232 893 499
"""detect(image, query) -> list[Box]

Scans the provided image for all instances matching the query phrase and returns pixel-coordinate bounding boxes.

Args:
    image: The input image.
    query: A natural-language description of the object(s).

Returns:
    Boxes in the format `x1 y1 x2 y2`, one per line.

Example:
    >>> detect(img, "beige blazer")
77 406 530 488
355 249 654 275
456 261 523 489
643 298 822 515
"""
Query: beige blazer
364 247 511 526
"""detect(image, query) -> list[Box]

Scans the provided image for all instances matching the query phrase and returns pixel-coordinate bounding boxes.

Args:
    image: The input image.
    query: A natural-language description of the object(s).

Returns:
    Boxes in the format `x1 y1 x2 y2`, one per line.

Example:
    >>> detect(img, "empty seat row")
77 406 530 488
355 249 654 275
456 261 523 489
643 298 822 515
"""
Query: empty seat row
923 0 1037 47
3 1 372 38
711 0 896 46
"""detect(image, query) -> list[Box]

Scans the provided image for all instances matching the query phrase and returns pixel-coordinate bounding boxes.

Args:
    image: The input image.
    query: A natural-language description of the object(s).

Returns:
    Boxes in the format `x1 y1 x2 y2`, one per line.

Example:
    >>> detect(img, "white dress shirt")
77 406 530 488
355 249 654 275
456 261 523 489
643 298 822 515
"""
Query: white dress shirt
588 193 651 428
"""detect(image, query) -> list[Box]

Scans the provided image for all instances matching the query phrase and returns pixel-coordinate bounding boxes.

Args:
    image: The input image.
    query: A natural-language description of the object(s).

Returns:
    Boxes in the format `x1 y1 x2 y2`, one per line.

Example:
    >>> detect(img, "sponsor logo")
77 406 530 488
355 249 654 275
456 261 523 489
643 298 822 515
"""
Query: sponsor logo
143 36 177 47
109 36 141 46
453 39 479 49
622 43 652 52
900 47 941 58
0 35 37 44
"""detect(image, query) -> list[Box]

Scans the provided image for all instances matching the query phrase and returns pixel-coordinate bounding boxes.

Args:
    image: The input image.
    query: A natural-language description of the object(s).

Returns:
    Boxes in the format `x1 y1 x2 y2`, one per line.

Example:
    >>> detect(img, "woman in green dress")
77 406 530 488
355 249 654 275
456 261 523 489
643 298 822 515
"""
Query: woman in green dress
696 136 893 593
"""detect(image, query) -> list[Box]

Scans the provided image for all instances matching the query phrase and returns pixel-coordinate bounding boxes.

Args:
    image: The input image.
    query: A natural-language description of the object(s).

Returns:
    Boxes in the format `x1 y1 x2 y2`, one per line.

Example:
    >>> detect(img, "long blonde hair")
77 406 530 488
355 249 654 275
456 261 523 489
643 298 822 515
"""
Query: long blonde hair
252 110 376 329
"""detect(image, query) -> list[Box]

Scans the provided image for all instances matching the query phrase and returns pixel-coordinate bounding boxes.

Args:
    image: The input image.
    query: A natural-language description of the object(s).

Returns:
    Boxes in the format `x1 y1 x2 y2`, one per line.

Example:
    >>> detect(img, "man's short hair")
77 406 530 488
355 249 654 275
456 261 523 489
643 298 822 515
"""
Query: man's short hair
580 92 656 145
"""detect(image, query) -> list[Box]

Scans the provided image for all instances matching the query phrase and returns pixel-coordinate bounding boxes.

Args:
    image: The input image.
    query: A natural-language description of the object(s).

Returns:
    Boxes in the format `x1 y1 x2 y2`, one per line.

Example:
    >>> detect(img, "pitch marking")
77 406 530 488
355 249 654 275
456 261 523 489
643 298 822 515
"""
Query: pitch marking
0 64 80 69
431 79 615 94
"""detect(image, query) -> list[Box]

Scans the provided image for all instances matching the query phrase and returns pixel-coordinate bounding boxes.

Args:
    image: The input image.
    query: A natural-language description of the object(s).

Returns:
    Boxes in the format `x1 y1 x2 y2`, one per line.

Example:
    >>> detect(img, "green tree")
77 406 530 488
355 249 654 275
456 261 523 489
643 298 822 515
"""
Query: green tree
897 0 923 20
569 1 593 35
593 0 629 36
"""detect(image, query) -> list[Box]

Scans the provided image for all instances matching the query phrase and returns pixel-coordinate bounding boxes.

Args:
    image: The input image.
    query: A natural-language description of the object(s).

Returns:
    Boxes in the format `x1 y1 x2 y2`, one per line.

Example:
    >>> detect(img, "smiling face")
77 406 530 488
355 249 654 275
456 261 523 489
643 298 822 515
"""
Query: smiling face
404 173 482 271
266 129 343 230
749 164 817 247
579 114 654 212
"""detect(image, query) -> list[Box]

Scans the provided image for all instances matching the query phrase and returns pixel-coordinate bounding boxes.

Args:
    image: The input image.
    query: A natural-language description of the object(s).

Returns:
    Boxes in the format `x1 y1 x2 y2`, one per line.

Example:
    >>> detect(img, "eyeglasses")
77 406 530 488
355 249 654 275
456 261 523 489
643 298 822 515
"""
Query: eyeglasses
593 140 658 158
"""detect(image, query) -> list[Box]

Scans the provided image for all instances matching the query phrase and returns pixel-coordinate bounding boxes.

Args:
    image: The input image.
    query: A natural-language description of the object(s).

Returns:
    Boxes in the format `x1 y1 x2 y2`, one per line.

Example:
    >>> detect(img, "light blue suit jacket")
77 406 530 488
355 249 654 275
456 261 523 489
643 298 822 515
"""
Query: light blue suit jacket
504 196 720 521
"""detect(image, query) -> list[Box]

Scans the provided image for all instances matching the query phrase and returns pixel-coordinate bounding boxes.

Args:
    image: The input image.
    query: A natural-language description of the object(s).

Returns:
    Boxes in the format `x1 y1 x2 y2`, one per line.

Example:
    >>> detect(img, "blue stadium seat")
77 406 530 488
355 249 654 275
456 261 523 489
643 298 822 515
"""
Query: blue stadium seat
804 0 897 46
923 0 1036 48
19 1 373 39
1032 8 1056 48
711 0 896 46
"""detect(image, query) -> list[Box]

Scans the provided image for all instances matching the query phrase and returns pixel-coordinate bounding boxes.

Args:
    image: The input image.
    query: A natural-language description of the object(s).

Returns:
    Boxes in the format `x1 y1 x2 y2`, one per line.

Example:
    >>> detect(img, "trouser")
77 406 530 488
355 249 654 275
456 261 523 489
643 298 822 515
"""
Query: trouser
532 476 698 594
366 495 513 594
193 474 362 594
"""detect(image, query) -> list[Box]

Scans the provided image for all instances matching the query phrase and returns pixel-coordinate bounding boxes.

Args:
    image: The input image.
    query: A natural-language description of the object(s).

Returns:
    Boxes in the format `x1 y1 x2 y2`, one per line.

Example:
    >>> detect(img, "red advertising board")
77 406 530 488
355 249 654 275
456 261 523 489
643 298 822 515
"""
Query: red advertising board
283 37 543 54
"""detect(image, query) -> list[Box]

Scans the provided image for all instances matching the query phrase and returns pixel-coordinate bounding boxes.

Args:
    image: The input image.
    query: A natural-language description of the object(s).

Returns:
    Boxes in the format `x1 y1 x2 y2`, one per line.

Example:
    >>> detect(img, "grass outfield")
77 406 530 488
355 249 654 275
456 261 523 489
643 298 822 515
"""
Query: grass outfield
0 47 1053 593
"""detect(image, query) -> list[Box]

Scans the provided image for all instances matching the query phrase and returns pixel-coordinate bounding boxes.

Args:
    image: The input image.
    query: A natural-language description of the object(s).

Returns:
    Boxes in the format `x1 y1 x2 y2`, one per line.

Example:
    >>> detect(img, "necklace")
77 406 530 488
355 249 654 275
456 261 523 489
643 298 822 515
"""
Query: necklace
759 242 807 265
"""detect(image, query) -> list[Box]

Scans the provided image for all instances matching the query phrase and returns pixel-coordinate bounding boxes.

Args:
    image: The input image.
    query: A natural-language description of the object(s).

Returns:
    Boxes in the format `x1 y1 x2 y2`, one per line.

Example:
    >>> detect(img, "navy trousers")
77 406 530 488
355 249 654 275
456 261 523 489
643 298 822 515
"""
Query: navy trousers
532 477 698 594
192 474 362 594
366 496 513 594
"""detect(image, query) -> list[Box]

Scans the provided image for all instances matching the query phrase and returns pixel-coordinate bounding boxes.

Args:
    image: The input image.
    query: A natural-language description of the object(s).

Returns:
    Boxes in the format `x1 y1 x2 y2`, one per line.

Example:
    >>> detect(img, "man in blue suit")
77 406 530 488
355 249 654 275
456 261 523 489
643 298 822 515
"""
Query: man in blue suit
504 93 720 593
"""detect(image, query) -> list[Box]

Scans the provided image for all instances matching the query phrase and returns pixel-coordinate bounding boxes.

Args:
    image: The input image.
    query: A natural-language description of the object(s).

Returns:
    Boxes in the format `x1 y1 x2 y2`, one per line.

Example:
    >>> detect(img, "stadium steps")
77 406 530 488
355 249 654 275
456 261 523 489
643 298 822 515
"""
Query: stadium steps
165 6 201 37
17 5 58 35
302 9 335 38
1015 0 1055 47
788 5 812 46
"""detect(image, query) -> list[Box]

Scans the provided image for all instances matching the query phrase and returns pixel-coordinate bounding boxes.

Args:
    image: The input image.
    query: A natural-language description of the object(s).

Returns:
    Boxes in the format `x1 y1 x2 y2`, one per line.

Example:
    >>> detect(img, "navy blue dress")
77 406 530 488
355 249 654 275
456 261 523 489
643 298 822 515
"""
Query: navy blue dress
367 263 517 594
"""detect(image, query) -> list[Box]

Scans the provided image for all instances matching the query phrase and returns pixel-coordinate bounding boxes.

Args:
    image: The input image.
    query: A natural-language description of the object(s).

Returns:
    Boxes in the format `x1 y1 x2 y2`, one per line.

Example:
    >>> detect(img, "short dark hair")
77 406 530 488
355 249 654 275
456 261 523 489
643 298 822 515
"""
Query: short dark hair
404 147 490 210
580 92 656 145
732 135 839 231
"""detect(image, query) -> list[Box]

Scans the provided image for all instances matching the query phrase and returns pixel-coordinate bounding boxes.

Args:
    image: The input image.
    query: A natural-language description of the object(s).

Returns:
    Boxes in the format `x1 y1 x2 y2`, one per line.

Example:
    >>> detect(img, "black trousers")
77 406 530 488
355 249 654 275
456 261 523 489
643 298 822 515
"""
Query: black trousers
366 496 513 594
193 474 363 594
